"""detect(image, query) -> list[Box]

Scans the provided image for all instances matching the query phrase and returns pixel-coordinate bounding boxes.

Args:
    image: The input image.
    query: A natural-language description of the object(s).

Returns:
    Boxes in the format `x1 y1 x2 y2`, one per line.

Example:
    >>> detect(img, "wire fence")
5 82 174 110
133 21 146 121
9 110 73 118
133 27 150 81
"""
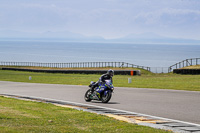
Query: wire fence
148 67 169 73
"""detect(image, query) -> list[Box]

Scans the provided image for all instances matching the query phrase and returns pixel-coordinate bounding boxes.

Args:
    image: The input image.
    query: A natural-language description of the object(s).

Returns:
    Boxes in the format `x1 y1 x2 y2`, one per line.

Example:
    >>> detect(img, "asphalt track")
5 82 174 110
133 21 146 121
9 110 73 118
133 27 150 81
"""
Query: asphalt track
0 81 200 125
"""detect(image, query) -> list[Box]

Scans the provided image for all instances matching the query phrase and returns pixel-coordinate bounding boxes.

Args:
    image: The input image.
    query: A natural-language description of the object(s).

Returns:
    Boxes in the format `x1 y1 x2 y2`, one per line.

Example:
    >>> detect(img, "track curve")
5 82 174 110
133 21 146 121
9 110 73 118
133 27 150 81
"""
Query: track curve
0 81 200 125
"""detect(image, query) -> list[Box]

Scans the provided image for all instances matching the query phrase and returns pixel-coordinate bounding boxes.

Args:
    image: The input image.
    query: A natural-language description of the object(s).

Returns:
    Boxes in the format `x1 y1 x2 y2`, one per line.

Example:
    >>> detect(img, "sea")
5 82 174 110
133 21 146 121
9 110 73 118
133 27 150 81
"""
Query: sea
0 40 200 72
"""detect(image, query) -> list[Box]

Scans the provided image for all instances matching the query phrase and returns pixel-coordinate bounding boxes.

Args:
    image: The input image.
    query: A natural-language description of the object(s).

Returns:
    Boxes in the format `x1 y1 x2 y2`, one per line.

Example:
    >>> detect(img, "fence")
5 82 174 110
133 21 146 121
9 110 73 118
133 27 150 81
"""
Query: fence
169 58 200 72
0 61 150 71
148 67 169 73
1 59 199 73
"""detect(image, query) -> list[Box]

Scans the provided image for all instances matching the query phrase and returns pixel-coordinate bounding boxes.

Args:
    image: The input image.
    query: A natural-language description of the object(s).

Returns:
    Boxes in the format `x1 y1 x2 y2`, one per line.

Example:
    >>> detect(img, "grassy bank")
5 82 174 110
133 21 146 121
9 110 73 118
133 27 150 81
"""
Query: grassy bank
0 69 200 91
0 96 169 133
182 65 200 69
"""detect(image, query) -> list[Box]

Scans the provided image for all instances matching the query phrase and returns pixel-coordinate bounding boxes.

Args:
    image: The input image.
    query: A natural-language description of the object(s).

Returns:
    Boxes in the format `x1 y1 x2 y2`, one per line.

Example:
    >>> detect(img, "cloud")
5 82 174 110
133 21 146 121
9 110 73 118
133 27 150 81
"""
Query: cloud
0 0 200 39
133 8 200 25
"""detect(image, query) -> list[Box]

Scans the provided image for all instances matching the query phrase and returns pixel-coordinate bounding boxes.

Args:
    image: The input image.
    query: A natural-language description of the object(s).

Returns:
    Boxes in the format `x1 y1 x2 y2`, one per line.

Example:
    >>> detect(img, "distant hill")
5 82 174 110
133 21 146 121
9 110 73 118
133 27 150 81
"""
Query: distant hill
0 30 105 42
0 30 200 44
109 32 200 44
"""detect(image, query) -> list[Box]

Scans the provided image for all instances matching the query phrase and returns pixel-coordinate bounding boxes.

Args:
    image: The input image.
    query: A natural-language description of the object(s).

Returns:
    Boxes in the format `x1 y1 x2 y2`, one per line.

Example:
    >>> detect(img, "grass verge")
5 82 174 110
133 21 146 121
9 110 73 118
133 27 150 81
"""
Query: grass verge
181 65 200 69
0 96 169 133
0 69 200 91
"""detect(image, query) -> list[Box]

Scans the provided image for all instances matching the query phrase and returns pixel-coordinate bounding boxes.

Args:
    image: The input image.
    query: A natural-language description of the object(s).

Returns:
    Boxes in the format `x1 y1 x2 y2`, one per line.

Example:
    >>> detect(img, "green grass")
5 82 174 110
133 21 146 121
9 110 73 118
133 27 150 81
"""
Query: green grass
0 69 200 91
115 73 200 91
0 96 169 133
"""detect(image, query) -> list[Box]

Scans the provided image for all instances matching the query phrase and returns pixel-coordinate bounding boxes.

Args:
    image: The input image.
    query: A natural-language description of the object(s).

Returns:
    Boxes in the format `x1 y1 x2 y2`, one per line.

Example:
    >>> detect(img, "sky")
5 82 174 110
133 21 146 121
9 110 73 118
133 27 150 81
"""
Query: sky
0 0 200 39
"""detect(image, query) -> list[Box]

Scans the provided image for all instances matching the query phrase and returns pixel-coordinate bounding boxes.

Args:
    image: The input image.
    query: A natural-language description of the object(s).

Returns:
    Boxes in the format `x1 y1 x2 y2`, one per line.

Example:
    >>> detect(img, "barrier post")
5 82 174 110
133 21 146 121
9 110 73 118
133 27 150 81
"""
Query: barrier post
128 78 132 83
130 71 134 76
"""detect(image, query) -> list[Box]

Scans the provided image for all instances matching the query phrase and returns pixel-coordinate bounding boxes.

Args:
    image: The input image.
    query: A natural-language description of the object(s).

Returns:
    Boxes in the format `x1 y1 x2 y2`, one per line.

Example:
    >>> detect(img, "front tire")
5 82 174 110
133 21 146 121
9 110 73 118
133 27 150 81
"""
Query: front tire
84 89 92 102
101 91 112 103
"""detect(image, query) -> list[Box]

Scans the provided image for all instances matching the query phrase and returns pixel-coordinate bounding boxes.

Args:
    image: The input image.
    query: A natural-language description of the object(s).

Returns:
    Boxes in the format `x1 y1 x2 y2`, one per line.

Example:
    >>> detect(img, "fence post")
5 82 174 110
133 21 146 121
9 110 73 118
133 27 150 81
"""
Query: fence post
168 67 171 73
186 59 188 66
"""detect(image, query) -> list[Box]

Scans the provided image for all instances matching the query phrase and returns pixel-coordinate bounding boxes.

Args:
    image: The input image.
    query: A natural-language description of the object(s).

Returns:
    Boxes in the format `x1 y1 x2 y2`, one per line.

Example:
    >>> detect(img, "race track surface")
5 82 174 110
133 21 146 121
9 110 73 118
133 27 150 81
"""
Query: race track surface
0 81 200 124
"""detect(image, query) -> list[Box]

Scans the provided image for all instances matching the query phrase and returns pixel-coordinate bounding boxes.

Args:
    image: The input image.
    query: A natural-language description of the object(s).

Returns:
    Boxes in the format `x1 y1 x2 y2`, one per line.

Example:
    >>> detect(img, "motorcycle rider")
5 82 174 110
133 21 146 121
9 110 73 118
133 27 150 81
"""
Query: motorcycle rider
90 69 114 92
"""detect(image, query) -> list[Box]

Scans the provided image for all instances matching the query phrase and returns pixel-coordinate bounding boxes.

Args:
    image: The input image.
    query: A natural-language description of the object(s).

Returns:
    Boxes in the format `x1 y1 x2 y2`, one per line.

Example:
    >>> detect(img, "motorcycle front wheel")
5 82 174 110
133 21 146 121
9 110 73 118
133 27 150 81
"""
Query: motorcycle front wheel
84 89 92 102
101 91 112 103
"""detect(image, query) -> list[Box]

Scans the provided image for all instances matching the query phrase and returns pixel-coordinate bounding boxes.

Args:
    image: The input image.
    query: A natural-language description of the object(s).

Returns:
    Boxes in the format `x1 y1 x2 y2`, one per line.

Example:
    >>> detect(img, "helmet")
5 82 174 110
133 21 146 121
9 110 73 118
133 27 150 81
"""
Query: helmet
107 69 114 77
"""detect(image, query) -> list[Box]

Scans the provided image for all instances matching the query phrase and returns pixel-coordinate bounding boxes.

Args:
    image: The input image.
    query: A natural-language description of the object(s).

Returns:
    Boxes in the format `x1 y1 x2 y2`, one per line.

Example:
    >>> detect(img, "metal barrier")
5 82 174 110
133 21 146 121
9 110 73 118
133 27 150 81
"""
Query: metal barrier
1 68 141 75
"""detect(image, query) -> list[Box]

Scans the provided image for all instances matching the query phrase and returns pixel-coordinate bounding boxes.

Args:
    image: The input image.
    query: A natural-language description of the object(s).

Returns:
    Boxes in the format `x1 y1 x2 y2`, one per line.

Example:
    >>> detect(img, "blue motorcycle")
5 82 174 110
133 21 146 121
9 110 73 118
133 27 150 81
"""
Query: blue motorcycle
84 80 114 103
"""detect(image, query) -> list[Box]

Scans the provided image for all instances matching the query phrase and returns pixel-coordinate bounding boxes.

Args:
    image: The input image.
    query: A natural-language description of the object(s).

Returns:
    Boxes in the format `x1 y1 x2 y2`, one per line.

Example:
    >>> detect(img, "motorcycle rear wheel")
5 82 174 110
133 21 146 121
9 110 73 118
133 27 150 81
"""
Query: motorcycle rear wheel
84 89 92 102
101 91 112 103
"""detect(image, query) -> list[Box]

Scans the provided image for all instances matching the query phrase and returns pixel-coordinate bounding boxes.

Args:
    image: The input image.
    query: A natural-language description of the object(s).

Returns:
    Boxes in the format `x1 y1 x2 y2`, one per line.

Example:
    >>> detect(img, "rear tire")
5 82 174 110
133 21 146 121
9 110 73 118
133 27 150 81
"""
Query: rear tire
101 91 112 103
84 89 92 102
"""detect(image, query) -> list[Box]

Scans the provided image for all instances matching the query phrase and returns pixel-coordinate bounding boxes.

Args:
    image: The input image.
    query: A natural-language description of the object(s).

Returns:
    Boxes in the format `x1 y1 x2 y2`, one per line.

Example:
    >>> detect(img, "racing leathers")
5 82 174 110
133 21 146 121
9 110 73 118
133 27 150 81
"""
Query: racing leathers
91 73 113 92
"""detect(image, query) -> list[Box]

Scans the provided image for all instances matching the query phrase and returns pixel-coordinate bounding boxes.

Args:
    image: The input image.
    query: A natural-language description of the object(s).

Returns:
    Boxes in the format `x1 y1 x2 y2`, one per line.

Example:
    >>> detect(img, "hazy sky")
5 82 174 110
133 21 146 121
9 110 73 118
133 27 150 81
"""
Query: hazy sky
0 0 200 39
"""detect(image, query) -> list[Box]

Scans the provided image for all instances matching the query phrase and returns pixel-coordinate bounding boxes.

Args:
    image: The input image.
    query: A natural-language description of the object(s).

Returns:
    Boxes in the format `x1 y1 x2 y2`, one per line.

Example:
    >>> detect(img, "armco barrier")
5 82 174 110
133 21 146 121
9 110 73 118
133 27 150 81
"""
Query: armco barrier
2 68 141 76
173 69 200 75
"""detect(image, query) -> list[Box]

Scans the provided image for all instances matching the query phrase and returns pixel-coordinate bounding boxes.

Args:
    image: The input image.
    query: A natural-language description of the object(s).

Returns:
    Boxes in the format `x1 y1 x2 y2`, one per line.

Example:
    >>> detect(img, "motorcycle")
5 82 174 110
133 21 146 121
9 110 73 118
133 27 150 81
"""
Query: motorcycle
84 80 114 103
